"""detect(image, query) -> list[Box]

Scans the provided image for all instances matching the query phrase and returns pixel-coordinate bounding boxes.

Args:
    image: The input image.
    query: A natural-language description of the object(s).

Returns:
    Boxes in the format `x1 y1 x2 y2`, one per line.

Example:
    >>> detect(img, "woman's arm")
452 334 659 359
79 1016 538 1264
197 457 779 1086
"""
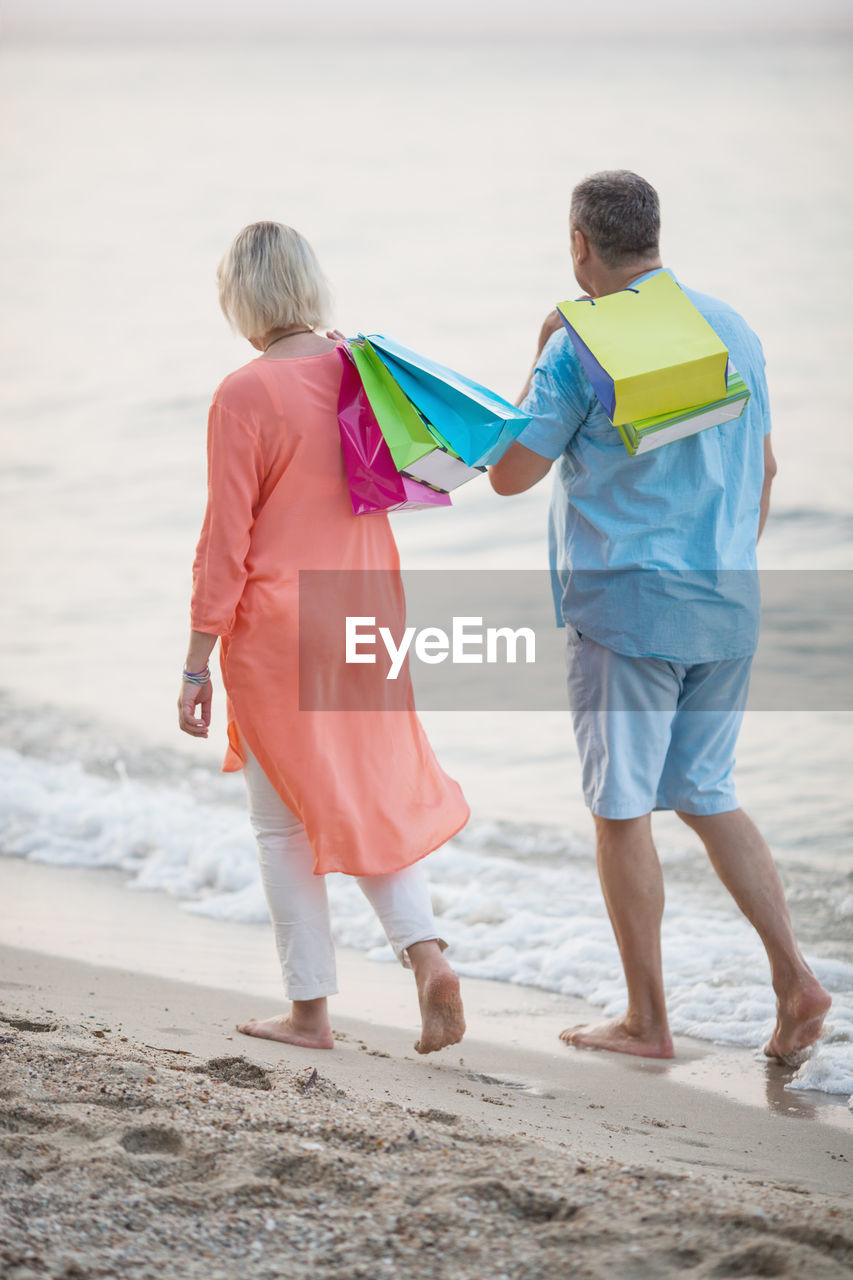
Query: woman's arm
177 629 218 737
191 397 263 637
180 391 263 740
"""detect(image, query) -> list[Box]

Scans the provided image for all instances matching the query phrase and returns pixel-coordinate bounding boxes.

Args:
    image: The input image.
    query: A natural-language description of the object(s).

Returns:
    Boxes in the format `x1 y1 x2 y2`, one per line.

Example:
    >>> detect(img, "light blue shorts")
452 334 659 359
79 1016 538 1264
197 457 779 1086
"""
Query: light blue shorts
566 631 753 820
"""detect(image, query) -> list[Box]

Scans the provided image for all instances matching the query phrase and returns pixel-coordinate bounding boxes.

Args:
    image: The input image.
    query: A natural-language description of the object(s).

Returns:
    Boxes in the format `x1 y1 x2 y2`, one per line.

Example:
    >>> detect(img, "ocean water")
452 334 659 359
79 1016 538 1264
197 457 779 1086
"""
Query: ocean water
0 36 851 1098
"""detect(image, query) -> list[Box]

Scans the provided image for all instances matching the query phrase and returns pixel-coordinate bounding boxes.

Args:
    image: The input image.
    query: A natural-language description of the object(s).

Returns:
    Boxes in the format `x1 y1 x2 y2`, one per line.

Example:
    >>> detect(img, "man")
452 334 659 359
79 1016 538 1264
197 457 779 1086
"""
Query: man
490 170 830 1063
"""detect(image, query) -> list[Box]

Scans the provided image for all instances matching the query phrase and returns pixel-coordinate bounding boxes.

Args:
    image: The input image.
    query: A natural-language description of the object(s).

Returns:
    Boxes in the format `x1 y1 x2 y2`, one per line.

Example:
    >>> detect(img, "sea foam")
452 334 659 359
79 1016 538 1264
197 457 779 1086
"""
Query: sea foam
1 745 851 1102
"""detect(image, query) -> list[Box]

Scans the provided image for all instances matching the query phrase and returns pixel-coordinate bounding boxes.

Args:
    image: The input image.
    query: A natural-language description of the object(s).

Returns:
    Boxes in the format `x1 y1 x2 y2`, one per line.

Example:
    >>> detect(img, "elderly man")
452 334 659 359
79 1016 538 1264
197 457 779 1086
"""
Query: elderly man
490 170 830 1063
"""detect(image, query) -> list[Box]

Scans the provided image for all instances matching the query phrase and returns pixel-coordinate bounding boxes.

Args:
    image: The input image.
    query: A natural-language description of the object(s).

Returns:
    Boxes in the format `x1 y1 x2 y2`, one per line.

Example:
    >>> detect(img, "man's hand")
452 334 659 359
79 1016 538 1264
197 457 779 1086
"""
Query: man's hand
489 441 554 495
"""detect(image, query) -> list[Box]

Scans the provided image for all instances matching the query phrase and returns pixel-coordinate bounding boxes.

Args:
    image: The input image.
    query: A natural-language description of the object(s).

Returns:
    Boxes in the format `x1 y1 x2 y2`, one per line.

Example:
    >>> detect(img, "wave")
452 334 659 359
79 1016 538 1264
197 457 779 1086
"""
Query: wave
1 704 851 1103
771 507 853 528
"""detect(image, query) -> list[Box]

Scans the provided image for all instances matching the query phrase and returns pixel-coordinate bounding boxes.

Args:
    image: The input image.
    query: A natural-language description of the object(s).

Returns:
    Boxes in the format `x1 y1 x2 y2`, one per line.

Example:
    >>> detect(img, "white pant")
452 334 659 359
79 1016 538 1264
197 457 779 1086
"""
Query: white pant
243 748 444 1000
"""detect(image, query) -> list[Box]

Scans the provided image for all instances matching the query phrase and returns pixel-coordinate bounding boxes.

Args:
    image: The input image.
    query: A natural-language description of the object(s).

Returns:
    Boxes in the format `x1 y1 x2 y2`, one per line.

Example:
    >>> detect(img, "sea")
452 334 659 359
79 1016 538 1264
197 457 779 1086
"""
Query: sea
1 34 851 1101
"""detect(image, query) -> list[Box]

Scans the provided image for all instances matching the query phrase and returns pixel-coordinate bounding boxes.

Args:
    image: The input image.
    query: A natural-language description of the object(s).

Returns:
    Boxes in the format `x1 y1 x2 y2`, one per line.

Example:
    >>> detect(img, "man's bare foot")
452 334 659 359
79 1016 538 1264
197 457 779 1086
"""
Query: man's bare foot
763 977 832 1067
407 941 466 1054
559 1015 674 1059
237 998 334 1050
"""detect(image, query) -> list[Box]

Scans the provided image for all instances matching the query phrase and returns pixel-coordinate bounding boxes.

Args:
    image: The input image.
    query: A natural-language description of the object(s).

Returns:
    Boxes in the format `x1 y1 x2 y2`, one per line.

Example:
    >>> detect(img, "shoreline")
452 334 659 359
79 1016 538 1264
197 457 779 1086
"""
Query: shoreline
3 940 853 1175
1 943 852 1279
0 856 850 1131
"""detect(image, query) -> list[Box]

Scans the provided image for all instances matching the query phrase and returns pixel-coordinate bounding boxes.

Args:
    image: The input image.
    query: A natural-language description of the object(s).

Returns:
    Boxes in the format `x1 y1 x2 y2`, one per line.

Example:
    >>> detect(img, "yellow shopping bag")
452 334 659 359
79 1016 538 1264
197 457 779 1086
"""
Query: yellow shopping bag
557 272 728 426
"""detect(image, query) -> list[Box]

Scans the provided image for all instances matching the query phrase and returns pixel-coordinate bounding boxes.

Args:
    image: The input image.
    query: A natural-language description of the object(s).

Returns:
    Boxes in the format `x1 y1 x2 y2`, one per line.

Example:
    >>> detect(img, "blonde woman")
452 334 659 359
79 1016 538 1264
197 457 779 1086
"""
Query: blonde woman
178 222 469 1053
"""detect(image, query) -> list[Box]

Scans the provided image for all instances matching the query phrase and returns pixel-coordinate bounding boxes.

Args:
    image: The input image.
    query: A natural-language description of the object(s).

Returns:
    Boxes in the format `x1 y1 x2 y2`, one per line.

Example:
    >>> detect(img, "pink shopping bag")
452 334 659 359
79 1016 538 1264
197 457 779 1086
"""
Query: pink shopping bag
337 348 450 515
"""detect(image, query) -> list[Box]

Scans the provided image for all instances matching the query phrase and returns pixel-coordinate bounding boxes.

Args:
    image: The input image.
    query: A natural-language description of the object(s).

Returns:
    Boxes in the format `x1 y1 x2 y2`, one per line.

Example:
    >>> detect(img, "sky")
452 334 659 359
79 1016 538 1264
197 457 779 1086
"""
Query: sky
2 0 852 39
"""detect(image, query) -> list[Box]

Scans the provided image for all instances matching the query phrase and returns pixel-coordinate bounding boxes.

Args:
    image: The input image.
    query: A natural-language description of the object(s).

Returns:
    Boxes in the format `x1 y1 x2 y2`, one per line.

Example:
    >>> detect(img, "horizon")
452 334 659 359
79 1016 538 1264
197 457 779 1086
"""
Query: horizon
3 0 853 39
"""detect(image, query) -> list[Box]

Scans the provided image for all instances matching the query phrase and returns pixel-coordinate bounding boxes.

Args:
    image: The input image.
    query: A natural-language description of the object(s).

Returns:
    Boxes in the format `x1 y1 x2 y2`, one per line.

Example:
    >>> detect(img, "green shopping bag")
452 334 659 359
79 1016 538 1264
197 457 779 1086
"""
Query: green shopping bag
615 362 751 457
557 271 728 426
348 340 436 471
348 339 485 492
366 333 530 467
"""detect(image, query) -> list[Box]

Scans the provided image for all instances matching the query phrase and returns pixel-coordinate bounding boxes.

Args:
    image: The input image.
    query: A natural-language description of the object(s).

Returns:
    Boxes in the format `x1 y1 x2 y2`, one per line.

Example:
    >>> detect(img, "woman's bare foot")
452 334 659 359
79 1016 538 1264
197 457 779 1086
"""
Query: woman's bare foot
559 1015 674 1059
763 977 832 1067
407 941 466 1054
237 997 334 1050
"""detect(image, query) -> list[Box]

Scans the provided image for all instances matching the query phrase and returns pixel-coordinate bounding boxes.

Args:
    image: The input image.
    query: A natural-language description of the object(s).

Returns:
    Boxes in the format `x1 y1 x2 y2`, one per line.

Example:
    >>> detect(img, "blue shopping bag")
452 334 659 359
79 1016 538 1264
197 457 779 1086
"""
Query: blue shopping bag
363 334 530 467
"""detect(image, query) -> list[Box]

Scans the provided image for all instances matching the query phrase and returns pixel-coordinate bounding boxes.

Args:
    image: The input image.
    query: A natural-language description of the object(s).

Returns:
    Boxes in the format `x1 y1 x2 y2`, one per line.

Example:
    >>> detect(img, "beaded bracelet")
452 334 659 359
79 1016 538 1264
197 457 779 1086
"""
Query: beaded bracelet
182 665 211 686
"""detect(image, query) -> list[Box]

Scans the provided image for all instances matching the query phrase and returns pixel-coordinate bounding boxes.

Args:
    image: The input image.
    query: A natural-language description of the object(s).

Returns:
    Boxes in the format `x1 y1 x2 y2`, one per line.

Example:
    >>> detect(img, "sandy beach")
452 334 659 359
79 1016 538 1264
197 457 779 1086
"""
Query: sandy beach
1 859 852 1279
1 17 852 1279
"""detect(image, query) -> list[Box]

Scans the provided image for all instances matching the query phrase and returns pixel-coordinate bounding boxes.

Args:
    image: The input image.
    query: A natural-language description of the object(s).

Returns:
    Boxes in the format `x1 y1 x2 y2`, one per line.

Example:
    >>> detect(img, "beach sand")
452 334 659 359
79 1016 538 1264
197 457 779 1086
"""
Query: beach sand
1 950 851 1280
1 861 852 1279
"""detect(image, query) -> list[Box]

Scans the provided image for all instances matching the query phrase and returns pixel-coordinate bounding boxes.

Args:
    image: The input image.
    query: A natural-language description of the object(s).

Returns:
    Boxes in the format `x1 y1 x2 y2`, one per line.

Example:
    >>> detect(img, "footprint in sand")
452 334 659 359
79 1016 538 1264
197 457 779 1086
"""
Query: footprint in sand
0 1106 54 1135
197 1056 272 1092
120 1125 185 1156
419 1176 579 1223
262 1152 328 1184
417 1108 461 1126
1 1016 57 1033
710 1243 792 1277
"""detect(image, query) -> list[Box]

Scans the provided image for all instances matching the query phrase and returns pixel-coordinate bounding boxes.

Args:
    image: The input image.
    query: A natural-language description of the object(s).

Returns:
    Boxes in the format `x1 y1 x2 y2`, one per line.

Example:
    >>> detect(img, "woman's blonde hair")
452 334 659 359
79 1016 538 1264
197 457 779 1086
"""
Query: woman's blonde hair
216 222 332 339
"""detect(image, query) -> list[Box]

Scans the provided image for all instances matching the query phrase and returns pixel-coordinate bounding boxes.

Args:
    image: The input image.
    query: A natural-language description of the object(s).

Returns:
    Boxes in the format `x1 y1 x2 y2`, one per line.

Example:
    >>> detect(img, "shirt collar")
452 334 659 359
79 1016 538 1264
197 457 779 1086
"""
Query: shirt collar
626 266 671 288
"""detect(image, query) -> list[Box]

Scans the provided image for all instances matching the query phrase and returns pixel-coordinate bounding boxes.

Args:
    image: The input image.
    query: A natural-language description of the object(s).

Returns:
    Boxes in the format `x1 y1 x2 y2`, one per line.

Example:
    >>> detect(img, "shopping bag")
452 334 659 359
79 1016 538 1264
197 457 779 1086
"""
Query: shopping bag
337 348 451 515
615 362 750 457
557 272 729 426
348 339 436 471
387 476 452 512
349 339 487 492
616 363 751 457
403 445 486 492
363 333 530 467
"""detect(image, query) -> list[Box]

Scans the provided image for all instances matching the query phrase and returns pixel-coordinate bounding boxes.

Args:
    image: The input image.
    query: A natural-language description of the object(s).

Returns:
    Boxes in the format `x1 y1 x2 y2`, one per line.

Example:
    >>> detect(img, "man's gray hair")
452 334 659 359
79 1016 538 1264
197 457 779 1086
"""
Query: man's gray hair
570 171 660 268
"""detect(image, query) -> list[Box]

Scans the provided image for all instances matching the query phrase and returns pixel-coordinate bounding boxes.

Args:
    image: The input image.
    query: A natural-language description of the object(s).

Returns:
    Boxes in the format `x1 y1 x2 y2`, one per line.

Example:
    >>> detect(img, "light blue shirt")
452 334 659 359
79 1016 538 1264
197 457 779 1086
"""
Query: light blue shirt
519 269 772 663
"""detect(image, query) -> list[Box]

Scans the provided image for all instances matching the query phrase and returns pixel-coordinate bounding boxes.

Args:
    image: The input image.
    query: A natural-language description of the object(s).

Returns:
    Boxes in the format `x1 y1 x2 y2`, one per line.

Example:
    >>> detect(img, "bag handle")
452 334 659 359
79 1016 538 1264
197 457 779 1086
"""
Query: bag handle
580 286 639 308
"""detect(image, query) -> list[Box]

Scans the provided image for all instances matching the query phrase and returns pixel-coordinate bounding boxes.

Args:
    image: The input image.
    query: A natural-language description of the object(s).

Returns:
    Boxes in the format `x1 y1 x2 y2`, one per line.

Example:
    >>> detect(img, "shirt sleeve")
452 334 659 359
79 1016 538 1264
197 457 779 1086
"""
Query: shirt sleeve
515 329 590 460
190 396 264 637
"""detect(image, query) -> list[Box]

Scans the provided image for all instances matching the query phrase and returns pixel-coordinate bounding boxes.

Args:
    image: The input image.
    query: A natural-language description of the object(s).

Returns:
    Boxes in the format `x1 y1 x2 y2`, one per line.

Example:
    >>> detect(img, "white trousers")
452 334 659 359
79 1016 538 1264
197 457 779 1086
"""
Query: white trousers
243 748 444 1001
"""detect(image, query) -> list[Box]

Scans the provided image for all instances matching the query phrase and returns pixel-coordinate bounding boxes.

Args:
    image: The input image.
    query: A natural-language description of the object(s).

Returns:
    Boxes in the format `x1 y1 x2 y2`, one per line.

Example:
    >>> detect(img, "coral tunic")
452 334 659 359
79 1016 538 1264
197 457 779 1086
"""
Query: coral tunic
191 346 469 876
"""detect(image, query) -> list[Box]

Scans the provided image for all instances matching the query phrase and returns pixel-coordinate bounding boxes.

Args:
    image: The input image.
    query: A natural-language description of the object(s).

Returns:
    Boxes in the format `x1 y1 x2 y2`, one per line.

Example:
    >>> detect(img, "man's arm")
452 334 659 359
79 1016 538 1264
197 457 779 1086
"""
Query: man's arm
515 310 564 406
758 433 777 541
491 309 570 495
489 441 554 495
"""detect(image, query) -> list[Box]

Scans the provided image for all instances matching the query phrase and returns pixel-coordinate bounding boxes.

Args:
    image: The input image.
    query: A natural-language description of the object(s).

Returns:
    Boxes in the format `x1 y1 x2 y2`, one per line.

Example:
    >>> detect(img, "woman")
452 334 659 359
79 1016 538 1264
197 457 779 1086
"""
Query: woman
178 222 469 1053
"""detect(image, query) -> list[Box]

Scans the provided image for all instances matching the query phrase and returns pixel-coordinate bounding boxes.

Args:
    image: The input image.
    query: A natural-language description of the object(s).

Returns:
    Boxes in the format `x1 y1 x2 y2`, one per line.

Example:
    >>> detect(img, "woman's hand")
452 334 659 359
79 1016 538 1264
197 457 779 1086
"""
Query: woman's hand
178 677 212 737
179 631 217 737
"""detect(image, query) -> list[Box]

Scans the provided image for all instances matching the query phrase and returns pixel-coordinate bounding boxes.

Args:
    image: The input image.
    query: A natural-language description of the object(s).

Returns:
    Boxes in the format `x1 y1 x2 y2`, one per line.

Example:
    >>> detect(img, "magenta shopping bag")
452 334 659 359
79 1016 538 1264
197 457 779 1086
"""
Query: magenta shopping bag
337 348 450 515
